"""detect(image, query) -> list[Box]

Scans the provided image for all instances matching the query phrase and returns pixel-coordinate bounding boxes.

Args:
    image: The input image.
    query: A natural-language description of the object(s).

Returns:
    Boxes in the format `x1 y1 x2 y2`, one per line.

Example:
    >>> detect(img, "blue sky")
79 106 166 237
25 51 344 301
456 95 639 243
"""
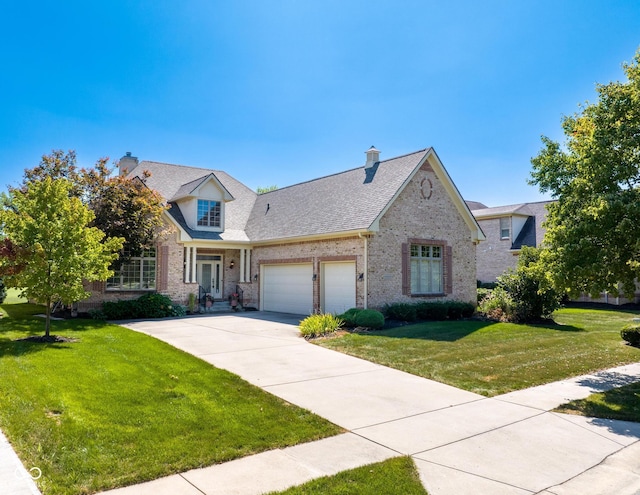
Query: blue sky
1 1 639 206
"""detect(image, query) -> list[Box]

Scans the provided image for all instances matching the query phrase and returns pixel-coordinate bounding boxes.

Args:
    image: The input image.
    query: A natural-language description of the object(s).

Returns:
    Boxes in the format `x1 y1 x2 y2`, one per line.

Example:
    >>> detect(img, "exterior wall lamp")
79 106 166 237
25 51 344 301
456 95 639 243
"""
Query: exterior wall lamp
312 274 317 281
253 274 258 282
229 260 235 269
358 273 364 281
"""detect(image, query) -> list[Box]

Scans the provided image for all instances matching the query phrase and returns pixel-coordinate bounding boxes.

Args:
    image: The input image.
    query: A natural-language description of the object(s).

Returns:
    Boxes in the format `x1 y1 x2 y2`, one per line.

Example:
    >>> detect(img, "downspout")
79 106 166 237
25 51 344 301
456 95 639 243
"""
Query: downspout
359 233 368 309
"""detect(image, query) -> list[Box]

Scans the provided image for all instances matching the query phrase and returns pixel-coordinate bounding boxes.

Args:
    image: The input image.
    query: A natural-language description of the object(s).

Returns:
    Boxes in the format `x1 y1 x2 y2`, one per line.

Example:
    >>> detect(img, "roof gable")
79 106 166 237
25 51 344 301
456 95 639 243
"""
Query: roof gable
169 173 234 202
244 148 484 243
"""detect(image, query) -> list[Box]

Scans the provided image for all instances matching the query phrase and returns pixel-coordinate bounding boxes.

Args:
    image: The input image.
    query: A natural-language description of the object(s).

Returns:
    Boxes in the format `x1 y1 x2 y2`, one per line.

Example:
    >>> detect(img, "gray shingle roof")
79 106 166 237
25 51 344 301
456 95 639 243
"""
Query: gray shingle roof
126 148 481 243
244 149 431 242
471 203 529 218
127 161 257 236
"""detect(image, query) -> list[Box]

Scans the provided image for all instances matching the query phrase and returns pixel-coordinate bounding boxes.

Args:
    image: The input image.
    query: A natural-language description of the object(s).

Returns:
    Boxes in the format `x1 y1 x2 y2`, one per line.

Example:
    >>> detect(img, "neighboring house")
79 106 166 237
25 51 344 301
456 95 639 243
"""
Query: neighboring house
469 201 552 284
80 147 485 315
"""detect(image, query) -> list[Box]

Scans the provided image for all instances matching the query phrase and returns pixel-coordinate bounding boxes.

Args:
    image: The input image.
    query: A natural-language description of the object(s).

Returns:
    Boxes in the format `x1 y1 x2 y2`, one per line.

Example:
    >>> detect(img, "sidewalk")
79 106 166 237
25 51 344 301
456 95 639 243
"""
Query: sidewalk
3 312 640 495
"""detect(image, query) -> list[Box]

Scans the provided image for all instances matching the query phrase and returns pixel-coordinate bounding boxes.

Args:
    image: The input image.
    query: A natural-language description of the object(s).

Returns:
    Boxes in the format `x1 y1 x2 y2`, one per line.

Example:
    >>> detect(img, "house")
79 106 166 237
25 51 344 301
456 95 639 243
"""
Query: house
470 201 552 284
80 147 485 315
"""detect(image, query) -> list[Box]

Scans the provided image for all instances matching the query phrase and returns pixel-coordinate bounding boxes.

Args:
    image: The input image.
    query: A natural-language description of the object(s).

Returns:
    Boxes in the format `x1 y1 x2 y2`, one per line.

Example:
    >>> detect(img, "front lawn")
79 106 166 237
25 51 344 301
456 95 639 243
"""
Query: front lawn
317 307 640 396
268 457 427 495
555 381 640 422
0 302 341 495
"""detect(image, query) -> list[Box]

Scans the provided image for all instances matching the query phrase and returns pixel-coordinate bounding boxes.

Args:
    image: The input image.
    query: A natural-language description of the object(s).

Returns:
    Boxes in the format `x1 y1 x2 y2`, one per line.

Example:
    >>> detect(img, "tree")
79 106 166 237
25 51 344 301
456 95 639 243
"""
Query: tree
530 50 640 298
0 178 123 337
256 185 278 194
20 150 167 264
498 247 562 322
82 159 167 265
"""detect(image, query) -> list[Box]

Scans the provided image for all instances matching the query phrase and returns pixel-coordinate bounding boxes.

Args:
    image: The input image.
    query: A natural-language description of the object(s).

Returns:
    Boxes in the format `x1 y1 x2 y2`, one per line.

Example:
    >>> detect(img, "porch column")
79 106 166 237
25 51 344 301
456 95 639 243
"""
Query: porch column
191 246 197 284
184 246 191 283
239 248 246 283
246 249 251 282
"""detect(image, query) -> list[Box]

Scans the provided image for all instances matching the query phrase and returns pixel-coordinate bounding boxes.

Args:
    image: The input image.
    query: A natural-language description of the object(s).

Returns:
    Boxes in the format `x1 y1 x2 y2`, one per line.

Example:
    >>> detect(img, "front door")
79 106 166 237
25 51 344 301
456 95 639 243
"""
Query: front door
198 260 223 300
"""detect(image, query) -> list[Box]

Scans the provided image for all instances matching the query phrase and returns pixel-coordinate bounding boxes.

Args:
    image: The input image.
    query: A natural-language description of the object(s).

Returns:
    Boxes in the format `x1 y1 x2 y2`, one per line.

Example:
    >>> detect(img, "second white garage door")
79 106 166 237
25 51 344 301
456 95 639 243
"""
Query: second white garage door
322 261 356 314
262 264 313 315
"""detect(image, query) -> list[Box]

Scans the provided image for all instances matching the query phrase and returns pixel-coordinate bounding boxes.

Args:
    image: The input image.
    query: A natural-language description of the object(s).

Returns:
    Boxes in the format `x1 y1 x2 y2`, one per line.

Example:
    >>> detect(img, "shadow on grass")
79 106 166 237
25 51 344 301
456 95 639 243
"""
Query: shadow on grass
359 318 584 342
558 382 640 427
0 337 76 357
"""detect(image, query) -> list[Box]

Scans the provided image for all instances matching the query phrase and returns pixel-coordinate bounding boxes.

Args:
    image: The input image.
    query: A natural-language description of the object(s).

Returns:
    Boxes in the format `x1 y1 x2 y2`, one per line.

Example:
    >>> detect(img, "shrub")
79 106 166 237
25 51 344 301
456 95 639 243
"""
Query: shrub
354 309 385 329
477 288 492 303
101 293 178 320
478 287 515 322
299 313 344 339
172 304 187 317
89 308 106 320
497 247 562 323
338 308 364 327
383 303 417 322
621 324 640 346
448 301 475 320
415 301 448 321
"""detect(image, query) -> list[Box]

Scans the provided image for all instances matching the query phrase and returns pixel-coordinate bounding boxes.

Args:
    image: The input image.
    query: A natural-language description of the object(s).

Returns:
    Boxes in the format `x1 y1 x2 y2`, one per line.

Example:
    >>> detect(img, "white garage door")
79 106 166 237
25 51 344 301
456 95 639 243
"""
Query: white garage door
322 262 356 314
262 264 313 315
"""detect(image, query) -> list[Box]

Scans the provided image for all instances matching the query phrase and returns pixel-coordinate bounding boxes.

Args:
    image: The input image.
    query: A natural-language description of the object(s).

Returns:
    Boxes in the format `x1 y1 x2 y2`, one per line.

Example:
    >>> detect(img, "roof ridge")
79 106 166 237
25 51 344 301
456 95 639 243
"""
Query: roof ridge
140 160 221 174
257 148 431 196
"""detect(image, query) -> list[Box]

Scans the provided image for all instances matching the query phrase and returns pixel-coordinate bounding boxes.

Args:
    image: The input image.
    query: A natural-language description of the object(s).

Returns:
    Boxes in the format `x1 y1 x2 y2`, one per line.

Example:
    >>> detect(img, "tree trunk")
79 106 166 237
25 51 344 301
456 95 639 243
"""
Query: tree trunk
45 298 51 338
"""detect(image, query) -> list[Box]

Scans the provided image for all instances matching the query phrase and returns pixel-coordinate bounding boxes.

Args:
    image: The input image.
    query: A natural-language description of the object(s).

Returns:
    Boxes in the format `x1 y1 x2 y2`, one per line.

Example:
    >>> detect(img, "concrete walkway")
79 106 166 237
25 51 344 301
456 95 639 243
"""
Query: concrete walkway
3 311 640 494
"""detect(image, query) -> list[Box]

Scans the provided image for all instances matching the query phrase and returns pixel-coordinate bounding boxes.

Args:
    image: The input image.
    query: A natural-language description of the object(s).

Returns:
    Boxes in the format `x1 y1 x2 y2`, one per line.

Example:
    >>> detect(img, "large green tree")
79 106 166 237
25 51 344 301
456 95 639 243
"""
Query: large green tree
20 150 167 263
0 178 123 336
530 50 640 298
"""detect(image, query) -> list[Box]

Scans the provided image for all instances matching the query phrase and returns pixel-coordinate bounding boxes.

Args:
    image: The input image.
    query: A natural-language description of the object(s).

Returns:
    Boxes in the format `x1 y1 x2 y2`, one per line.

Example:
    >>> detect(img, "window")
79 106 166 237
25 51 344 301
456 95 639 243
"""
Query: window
500 217 510 239
107 249 156 290
410 244 443 294
197 199 221 228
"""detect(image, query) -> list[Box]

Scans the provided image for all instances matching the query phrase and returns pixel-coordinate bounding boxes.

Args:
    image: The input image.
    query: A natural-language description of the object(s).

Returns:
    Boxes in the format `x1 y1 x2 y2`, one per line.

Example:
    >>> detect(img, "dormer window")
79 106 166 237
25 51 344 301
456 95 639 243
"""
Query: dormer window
197 199 221 228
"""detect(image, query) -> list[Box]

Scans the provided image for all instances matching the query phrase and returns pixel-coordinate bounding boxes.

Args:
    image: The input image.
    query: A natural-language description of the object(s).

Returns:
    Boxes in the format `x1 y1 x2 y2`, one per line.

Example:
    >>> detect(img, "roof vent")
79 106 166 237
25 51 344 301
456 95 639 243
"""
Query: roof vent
364 146 380 169
118 152 139 176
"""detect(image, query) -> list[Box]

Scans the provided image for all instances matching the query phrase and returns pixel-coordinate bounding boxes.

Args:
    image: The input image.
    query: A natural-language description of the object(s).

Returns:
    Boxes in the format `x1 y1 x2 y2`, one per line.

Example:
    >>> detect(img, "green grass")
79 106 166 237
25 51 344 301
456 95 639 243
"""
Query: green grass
3 287 26 304
0 302 341 495
317 307 640 397
267 457 427 495
555 381 640 422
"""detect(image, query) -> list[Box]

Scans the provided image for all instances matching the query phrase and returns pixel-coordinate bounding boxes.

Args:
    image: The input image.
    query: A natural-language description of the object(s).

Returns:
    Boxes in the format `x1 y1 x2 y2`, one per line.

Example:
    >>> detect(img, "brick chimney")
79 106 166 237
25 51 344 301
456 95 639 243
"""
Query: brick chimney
118 152 139 176
364 146 380 169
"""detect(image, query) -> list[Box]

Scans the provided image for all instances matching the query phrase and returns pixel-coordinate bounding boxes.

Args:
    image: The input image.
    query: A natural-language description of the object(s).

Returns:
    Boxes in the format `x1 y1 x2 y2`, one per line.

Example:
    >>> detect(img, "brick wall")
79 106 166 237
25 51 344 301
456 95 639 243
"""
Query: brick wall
475 217 519 283
367 164 477 307
251 237 365 312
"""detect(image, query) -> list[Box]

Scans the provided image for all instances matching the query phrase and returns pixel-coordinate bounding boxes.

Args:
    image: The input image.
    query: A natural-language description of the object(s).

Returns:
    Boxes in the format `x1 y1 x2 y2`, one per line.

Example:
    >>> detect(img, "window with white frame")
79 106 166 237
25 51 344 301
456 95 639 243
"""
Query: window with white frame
197 199 221 228
410 244 443 295
107 249 156 290
500 217 511 240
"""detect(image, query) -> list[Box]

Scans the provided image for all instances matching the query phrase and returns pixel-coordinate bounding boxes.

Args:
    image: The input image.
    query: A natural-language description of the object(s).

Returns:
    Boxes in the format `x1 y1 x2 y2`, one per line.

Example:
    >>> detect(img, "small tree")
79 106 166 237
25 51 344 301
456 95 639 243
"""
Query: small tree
498 247 562 322
0 178 123 337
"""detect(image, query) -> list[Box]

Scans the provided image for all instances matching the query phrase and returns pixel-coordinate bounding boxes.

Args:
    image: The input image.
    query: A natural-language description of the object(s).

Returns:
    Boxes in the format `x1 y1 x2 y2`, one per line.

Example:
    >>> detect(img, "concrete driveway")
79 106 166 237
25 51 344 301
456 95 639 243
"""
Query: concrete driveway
116 311 640 495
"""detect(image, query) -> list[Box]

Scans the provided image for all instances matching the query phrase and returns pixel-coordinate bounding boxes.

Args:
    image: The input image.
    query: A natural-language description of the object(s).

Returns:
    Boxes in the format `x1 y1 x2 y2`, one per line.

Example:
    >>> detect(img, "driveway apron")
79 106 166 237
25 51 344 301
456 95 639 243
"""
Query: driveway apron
115 313 640 495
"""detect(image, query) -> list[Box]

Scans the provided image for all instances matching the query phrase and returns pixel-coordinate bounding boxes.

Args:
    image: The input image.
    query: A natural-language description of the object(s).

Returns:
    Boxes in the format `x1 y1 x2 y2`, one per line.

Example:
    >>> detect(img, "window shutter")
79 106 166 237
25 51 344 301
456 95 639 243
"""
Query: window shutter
401 243 410 295
445 245 453 294
157 246 169 291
